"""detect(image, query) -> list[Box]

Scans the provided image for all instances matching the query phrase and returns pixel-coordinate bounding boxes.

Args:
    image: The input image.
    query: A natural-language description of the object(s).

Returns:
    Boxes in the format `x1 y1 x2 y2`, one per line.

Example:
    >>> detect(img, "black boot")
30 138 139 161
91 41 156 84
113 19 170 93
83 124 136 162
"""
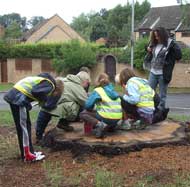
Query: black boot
56 118 74 132
152 108 169 124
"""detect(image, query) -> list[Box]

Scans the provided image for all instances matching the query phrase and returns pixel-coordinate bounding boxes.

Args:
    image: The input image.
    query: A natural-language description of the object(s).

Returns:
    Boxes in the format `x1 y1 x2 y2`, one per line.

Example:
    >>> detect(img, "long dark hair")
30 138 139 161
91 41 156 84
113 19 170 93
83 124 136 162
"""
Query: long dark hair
150 27 169 47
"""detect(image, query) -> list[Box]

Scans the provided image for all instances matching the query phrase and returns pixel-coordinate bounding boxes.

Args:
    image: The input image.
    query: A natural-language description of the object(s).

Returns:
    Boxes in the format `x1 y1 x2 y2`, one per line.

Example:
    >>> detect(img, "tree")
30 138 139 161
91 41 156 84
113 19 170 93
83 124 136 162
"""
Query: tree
0 13 27 39
4 21 22 39
71 13 90 40
89 16 107 41
0 13 26 29
27 16 45 28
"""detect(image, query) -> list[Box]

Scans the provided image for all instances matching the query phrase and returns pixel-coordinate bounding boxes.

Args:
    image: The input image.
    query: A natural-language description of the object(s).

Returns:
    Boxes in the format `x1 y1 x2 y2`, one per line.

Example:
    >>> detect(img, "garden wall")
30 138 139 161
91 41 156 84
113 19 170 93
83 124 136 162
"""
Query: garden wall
2 58 190 88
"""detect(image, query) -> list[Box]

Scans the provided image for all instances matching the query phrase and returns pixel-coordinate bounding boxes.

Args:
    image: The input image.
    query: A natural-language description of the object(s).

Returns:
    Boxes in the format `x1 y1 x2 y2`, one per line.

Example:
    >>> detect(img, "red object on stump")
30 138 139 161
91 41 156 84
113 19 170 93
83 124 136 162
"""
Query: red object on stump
84 122 93 134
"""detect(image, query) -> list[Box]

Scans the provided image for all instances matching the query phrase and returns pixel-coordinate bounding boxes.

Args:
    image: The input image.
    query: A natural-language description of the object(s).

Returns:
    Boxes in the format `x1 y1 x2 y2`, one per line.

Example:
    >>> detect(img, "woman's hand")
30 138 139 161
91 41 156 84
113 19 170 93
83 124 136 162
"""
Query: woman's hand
147 46 152 52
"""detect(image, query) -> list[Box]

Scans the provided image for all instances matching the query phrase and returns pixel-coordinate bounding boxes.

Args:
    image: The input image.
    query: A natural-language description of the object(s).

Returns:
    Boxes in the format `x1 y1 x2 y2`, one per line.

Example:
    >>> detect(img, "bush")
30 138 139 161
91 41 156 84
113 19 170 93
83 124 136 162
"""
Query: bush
182 47 190 62
134 37 149 70
52 40 97 73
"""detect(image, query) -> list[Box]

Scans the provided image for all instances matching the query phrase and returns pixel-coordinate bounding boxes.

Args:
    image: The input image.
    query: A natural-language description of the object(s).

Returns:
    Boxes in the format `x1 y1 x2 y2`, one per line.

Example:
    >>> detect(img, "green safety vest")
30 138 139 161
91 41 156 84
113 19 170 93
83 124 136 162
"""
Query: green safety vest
95 87 122 120
128 77 155 108
14 76 55 101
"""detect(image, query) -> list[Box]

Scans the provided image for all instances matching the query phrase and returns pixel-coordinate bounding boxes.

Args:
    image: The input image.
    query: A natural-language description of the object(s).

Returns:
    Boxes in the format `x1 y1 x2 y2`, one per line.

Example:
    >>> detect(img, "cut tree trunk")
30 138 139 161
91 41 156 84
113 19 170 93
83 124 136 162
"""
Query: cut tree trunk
43 120 190 156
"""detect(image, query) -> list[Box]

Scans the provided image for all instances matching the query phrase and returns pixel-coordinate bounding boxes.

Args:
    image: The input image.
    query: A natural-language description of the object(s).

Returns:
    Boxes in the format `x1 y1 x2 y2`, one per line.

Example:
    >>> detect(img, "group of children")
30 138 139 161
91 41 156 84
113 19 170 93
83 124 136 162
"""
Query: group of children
4 68 168 162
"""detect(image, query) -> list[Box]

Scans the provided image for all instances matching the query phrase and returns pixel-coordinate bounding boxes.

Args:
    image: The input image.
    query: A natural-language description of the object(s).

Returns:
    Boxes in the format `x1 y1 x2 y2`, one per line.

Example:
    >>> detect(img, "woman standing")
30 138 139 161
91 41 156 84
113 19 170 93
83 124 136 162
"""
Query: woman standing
146 27 182 115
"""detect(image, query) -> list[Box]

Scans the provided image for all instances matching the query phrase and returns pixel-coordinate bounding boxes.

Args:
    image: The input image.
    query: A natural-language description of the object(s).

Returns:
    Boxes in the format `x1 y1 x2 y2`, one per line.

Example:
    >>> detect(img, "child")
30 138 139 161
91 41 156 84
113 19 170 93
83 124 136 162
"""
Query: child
118 68 155 129
4 73 63 162
80 73 122 138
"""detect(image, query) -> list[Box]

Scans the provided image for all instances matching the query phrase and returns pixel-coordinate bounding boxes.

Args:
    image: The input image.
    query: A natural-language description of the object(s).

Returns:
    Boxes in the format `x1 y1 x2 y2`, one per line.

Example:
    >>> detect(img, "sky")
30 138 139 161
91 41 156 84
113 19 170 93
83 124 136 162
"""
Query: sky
0 0 183 24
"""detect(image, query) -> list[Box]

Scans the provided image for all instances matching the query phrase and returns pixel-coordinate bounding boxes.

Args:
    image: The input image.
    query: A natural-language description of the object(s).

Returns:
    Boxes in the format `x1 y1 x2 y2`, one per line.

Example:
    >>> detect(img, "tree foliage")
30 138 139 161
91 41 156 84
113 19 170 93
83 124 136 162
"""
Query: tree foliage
71 0 151 46
28 16 45 28
52 40 97 73
0 13 45 40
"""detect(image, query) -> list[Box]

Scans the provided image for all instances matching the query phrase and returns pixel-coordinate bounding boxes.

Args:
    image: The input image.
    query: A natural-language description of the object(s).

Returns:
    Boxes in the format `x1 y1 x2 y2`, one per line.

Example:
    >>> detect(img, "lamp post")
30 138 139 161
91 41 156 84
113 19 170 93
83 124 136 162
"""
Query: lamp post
131 0 135 69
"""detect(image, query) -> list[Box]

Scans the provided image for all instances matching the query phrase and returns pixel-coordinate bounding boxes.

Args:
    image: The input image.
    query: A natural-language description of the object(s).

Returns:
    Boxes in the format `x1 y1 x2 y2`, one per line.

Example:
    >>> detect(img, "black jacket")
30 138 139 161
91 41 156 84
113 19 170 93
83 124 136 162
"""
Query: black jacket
163 39 182 83
145 39 182 84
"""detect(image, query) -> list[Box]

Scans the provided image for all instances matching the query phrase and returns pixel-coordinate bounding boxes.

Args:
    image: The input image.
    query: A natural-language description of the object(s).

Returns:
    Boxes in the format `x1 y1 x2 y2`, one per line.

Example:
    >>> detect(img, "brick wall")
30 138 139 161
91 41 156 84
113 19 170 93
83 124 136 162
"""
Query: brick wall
4 59 190 88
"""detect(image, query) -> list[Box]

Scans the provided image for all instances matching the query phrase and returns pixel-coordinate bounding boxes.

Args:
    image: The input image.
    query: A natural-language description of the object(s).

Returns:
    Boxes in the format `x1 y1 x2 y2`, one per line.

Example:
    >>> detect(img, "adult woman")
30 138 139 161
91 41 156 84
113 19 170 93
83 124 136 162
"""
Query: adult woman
145 27 182 113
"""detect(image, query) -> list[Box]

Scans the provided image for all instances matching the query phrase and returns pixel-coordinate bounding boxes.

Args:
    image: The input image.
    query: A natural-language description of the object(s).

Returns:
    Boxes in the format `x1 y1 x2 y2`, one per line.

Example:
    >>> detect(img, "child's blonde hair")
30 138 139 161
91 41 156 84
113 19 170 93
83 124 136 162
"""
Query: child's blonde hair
119 68 135 86
96 73 110 87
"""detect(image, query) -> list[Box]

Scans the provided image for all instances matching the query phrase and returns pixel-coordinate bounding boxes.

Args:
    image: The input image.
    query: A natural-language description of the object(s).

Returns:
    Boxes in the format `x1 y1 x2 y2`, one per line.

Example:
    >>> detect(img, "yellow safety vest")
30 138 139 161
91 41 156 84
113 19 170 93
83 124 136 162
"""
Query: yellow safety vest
95 87 122 120
128 77 155 108
14 76 55 101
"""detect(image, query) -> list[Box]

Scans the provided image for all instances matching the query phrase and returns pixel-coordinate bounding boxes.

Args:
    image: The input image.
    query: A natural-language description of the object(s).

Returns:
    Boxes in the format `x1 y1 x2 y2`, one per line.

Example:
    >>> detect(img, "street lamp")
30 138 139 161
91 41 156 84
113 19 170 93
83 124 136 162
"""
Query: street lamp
131 0 135 69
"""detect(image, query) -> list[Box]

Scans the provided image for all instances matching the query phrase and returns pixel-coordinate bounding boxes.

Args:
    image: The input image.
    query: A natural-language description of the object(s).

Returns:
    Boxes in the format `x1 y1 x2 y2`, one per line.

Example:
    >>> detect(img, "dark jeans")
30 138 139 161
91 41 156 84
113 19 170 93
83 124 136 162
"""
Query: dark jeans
120 97 140 119
35 110 52 140
79 110 119 128
36 107 83 139
121 94 160 121
10 104 34 160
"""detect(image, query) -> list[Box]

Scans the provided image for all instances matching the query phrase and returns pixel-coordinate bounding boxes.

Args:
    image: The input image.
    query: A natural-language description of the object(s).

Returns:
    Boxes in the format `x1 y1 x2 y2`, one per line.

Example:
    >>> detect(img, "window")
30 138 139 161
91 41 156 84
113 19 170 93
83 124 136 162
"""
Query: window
181 32 190 37
15 59 32 71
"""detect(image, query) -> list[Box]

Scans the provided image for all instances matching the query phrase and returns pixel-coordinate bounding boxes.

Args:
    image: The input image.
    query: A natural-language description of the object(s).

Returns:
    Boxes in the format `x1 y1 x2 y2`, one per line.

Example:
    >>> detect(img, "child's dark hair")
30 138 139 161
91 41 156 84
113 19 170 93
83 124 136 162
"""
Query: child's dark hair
119 68 135 86
96 73 110 87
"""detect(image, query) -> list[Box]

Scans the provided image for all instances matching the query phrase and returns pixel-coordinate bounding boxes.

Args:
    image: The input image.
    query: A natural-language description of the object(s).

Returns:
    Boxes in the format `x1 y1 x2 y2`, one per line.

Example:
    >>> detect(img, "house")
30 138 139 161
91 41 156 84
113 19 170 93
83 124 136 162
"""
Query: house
96 37 108 45
135 5 190 47
21 14 85 43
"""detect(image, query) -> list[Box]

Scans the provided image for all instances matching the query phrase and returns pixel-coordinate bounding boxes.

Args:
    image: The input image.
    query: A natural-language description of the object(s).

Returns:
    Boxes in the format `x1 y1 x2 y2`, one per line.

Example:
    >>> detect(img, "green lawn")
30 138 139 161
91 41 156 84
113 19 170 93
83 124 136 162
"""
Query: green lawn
1 83 190 93
0 83 14 91
0 110 59 127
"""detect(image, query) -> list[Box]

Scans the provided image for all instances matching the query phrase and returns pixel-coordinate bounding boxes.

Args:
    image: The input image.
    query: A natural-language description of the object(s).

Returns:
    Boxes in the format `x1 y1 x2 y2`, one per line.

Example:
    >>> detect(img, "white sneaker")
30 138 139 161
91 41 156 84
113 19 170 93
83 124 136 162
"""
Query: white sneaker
35 154 45 161
34 151 43 157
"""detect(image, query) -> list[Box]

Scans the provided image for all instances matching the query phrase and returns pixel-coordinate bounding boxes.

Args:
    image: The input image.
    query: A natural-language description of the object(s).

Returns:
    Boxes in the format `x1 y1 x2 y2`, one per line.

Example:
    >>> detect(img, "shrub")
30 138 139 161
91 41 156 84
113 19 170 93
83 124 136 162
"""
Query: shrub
182 47 190 62
52 40 97 73
134 37 149 70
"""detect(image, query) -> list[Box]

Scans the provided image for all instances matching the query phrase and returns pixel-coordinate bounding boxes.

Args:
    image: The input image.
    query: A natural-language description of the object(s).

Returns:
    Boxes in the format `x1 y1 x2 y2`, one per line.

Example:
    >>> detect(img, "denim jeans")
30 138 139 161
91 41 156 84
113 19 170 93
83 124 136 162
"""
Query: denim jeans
148 72 168 110
35 110 52 140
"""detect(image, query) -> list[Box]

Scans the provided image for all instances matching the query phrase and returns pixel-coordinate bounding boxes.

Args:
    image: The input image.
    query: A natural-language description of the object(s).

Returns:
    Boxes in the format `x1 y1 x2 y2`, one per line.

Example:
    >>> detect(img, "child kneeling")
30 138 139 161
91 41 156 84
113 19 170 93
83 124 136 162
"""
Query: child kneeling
80 73 122 138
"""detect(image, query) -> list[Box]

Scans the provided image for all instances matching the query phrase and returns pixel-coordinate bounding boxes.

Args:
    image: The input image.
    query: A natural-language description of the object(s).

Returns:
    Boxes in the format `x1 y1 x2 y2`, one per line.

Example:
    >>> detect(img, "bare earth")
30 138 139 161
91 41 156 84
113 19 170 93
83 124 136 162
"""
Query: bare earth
1 121 190 187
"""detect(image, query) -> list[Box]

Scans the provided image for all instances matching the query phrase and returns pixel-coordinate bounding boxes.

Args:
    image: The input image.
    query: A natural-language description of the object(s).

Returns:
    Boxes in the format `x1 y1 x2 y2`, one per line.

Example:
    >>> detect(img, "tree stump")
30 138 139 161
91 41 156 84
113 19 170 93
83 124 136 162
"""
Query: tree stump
43 120 190 156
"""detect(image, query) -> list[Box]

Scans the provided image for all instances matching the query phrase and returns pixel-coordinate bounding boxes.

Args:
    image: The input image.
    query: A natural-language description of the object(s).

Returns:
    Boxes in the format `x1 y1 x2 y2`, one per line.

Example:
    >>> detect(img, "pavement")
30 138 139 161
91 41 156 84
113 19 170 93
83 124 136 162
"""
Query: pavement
0 92 190 115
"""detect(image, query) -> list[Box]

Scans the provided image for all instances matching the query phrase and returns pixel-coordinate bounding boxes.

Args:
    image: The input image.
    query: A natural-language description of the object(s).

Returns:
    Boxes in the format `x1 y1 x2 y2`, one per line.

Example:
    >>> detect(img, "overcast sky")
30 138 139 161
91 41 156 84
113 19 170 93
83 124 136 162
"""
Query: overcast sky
0 0 185 23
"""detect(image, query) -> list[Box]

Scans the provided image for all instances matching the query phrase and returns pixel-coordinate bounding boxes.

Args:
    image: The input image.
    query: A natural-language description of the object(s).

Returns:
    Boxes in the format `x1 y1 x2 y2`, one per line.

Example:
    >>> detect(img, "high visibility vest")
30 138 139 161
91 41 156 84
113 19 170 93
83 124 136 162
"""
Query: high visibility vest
128 77 155 108
95 87 122 120
14 76 55 101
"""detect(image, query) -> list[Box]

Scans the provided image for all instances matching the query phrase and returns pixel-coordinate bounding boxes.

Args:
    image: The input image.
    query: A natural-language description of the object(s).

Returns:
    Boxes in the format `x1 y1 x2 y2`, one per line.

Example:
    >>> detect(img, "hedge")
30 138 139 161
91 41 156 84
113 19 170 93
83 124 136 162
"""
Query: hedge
0 39 189 72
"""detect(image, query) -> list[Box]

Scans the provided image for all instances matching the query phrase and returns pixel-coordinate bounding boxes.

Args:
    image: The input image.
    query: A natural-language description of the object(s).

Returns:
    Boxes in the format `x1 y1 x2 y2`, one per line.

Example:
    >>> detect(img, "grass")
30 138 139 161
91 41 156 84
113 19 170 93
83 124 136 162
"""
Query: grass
0 109 59 127
0 134 19 163
42 161 63 187
136 174 190 187
0 83 14 91
0 110 40 127
168 114 190 122
95 169 124 187
1 83 190 93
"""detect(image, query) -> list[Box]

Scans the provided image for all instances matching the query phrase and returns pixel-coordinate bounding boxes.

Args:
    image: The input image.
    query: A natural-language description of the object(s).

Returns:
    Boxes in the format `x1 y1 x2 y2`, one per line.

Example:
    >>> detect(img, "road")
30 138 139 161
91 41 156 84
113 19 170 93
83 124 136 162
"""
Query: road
0 92 190 115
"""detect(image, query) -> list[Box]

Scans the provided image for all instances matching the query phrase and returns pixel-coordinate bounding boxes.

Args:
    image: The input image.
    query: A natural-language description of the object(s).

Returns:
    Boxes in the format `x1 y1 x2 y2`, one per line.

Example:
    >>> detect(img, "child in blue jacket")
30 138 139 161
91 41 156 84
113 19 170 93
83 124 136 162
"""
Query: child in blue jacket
80 73 122 138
